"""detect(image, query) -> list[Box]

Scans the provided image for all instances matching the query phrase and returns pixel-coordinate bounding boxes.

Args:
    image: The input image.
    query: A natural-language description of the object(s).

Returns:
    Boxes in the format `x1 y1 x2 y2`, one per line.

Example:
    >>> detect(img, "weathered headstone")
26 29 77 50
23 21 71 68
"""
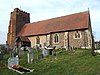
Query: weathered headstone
38 54 43 60
27 48 34 63
8 56 19 67
42 48 48 56
46 46 54 55
52 51 57 56
36 46 40 52
14 52 18 57
19 47 24 57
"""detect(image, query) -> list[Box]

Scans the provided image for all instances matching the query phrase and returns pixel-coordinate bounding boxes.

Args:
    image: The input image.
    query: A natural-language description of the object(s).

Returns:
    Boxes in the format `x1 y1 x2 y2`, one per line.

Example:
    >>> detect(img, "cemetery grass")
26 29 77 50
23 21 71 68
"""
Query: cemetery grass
1 49 100 75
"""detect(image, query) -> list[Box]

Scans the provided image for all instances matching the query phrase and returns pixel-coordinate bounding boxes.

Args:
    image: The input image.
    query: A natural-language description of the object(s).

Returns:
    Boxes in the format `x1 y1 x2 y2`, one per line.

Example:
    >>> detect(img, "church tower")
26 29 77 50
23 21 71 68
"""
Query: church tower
7 8 30 47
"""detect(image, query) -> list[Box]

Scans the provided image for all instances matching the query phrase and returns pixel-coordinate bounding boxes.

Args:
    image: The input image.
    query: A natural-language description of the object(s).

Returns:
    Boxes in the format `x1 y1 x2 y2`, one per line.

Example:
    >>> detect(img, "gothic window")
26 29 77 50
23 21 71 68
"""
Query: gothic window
74 31 81 39
78 33 80 38
36 36 40 44
54 34 59 43
75 33 77 38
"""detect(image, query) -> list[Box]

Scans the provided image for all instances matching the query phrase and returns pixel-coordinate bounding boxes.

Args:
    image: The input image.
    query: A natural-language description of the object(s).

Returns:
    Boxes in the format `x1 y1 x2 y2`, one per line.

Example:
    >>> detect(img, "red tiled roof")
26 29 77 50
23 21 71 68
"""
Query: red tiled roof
18 11 89 36
18 36 30 42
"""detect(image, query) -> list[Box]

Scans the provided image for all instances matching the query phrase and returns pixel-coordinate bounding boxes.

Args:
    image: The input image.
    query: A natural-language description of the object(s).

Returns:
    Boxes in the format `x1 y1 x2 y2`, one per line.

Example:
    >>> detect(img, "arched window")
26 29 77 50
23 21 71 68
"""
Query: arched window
36 36 40 44
54 34 59 43
75 33 77 38
78 33 80 38
74 31 81 39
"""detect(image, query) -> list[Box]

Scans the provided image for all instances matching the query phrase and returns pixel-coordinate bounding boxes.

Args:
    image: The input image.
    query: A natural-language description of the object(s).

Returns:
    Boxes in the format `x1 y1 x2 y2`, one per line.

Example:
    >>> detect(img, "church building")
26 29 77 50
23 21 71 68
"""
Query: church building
7 8 93 49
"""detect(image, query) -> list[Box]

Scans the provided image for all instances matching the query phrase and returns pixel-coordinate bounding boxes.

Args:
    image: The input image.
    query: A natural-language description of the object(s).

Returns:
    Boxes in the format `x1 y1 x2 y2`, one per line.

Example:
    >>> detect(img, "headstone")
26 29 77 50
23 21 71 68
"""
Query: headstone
27 48 33 63
0 53 3 60
13 46 18 54
8 56 19 67
46 46 54 55
42 48 48 56
15 47 18 54
9 48 13 57
52 51 57 56
26 46 30 50
36 46 40 52
19 47 24 57
14 52 18 57
38 54 43 60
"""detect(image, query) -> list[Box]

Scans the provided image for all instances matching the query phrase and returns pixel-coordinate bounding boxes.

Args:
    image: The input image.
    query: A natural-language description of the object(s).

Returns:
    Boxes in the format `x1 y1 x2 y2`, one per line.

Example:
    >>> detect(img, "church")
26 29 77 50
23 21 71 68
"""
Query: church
7 8 93 49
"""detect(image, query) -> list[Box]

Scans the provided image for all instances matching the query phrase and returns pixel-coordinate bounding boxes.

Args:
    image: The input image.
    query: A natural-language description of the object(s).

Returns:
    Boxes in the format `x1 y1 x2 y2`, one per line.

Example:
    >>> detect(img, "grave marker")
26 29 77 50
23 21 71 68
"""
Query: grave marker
42 48 48 56
8 56 19 67
19 47 24 57
36 45 40 52
27 48 34 63
38 54 43 60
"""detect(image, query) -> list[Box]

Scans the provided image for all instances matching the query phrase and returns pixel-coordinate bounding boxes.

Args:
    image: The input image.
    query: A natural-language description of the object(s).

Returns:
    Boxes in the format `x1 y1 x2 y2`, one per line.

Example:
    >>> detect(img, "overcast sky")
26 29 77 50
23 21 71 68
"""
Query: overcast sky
0 0 100 44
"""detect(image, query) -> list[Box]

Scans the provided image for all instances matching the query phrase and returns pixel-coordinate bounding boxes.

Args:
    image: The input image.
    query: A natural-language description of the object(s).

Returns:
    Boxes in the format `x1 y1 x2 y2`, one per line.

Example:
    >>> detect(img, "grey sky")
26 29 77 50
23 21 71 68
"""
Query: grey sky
0 0 100 44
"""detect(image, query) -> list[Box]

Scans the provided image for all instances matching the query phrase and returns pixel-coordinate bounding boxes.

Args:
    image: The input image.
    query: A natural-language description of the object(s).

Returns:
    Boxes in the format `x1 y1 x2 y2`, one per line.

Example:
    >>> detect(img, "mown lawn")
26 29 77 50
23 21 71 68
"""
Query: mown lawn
0 49 100 75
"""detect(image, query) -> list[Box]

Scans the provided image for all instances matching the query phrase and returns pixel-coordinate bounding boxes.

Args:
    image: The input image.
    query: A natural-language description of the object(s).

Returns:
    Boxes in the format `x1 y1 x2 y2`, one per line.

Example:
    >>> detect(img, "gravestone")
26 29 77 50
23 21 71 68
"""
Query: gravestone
27 48 34 63
0 53 3 60
42 48 48 56
52 51 57 56
38 54 43 60
8 56 19 67
36 46 40 52
46 46 54 55
19 47 24 57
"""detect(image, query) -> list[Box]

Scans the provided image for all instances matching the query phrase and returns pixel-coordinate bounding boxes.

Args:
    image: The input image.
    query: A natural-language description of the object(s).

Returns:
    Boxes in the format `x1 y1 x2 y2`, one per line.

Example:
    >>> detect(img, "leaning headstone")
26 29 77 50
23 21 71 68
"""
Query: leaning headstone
8 56 19 67
27 48 34 63
38 54 43 60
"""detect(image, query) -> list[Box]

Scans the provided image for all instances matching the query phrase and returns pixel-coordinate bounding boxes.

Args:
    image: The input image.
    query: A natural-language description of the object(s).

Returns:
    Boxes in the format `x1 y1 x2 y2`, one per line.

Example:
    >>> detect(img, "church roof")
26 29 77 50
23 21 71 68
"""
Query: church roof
16 36 30 42
18 11 90 36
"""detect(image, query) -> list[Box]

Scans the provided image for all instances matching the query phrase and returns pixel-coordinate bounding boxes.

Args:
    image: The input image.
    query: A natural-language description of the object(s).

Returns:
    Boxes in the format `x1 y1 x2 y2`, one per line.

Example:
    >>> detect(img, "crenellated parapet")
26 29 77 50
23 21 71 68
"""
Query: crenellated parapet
14 8 30 15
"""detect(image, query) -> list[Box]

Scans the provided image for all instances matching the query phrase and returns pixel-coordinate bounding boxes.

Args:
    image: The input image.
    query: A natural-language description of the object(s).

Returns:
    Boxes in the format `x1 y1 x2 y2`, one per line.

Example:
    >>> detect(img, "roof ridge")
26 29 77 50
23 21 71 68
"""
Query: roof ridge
30 11 88 24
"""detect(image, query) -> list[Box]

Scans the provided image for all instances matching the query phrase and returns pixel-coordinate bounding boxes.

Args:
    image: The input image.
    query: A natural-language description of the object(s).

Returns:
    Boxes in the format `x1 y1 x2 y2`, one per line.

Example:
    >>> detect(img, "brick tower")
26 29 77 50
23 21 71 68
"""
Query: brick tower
7 8 30 48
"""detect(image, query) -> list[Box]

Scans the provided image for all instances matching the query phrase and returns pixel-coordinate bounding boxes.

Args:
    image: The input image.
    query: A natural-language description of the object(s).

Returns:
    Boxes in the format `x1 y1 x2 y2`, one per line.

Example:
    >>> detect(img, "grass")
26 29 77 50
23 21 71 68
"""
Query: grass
0 48 100 75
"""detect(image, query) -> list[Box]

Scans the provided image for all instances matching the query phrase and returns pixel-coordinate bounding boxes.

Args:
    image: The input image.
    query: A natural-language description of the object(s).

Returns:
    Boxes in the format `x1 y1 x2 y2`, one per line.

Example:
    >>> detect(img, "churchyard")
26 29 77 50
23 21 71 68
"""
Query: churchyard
1 47 100 75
